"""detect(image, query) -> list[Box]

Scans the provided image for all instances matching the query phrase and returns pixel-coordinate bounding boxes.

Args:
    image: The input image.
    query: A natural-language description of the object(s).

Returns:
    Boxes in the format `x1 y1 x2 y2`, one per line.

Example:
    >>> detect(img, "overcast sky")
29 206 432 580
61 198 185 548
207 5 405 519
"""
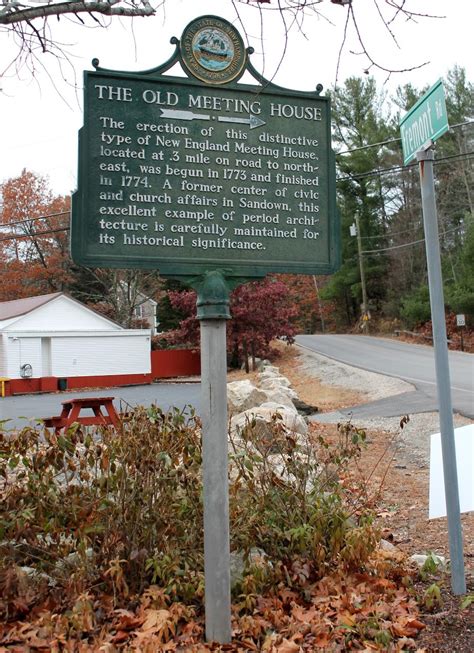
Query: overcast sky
1 0 473 196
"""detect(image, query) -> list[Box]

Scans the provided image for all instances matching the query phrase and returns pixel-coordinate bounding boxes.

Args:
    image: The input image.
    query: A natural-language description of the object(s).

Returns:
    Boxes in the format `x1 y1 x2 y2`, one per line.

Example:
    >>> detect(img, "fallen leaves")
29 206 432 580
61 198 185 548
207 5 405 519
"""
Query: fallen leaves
0 569 427 651
275 638 301 653
132 608 176 645
391 617 426 638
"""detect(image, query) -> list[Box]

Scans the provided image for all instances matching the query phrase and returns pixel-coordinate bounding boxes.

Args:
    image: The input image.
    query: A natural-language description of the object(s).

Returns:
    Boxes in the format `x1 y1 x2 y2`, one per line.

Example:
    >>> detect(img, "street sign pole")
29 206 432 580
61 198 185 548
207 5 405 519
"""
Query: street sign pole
196 271 232 642
416 146 466 595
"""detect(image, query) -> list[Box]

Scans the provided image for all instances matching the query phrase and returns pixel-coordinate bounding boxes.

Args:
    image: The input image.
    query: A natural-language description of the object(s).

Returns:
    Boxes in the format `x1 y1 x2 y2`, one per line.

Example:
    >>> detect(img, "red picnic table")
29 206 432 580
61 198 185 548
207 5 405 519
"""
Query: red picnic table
43 396 120 432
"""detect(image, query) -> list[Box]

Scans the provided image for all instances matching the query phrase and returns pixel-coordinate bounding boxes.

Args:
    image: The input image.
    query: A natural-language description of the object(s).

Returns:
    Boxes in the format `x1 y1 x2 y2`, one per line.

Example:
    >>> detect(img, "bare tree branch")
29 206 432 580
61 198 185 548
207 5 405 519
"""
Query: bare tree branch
0 0 445 89
349 1 430 78
0 0 154 26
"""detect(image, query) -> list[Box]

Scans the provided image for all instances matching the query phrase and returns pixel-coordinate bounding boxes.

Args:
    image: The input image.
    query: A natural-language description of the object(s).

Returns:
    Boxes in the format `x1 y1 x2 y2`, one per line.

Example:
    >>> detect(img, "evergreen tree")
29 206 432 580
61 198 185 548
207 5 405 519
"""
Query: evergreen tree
322 77 395 326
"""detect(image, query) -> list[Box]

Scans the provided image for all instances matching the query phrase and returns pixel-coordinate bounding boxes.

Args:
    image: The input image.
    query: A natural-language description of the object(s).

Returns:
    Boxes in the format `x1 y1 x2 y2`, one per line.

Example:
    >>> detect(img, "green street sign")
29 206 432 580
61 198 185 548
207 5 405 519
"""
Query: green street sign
71 15 340 279
400 79 449 165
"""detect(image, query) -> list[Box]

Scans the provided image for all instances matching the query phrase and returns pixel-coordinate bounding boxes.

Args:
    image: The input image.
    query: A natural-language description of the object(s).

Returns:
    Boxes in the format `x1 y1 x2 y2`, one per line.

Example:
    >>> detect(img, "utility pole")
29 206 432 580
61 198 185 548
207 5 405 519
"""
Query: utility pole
352 214 369 334
312 275 326 333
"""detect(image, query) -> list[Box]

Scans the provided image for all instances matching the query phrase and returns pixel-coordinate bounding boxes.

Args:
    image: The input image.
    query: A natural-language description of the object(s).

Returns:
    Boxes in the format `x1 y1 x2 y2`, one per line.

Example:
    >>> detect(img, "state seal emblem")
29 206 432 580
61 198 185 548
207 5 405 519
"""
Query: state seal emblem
180 16 246 85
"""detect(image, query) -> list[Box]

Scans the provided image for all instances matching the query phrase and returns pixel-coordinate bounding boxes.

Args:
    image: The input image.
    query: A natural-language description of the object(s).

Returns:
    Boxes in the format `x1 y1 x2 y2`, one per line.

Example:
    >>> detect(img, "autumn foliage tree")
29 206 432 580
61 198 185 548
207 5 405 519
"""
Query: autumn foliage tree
0 169 71 300
161 277 298 366
0 170 162 328
277 274 339 333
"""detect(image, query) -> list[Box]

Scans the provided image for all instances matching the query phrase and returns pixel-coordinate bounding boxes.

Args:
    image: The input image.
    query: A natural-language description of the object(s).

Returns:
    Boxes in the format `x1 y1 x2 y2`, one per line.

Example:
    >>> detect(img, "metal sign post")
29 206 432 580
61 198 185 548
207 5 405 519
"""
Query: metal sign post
416 146 466 595
456 314 466 352
400 79 465 596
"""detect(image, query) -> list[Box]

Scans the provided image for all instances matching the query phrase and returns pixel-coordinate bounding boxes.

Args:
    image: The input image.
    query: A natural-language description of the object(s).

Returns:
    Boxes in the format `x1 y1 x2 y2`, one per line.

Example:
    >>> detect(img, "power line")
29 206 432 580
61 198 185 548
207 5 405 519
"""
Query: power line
359 209 471 241
1 146 471 246
360 227 422 241
0 226 69 244
0 210 70 229
337 136 401 155
336 120 474 155
1 223 468 267
362 237 425 254
336 151 474 182
1 213 471 249
361 224 466 255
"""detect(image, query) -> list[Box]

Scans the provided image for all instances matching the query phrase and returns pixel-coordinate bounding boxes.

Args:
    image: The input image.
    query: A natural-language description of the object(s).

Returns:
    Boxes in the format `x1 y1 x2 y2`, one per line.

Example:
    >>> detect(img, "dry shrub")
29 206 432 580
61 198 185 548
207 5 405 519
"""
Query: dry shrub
0 407 379 614
0 407 204 610
229 415 379 597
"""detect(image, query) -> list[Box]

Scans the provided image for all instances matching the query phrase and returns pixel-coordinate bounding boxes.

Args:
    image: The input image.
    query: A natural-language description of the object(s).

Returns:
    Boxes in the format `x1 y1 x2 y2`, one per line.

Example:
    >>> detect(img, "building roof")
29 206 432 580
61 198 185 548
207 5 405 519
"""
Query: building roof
0 292 63 321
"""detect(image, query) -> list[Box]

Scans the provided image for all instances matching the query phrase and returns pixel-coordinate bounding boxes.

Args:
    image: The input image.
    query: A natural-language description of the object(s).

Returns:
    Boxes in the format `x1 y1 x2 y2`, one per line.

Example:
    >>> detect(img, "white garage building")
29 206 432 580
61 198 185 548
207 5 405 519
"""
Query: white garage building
0 293 152 395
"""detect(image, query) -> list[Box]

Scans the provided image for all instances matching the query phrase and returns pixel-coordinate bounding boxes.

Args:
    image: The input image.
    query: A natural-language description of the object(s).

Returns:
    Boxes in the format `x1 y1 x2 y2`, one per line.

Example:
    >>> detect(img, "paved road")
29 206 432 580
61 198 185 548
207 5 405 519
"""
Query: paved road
296 334 474 419
0 382 201 430
2 336 472 427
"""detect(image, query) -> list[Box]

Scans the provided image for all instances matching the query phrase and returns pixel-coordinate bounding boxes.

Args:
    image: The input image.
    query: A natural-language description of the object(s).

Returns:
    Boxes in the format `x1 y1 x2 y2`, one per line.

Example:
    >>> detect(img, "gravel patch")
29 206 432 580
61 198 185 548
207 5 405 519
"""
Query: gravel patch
296 346 473 466
296 346 413 400
312 411 472 468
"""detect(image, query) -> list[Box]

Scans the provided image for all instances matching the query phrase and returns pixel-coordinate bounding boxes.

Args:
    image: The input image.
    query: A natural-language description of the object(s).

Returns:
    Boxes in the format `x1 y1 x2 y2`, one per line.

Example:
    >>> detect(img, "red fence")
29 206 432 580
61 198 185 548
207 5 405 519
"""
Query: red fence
2 350 200 395
151 349 201 379
3 373 153 396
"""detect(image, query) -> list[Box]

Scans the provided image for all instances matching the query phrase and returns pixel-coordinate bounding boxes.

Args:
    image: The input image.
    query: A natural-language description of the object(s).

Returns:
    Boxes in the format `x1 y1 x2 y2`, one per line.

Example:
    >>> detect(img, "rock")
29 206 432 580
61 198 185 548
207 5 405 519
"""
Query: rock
410 554 429 567
240 357 263 371
293 397 319 415
248 547 272 569
228 364 309 453
230 547 271 588
259 364 279 374
410 553 447 570
259 404 307 434
259 400 298 416
227 380 268 414
20 566 56 586
231 405 308 451
258 372 292 387
259 379 298 398
20 566 37 577
260 387 297 409
56 547 95 573
229 551 245 588
379 539 398 553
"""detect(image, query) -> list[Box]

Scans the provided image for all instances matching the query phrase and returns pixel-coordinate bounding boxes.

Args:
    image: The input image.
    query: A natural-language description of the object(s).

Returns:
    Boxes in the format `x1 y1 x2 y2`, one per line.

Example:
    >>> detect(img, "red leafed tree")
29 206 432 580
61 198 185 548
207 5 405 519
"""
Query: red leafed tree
162 277 298 365
0 169 71 300
277 274 338 333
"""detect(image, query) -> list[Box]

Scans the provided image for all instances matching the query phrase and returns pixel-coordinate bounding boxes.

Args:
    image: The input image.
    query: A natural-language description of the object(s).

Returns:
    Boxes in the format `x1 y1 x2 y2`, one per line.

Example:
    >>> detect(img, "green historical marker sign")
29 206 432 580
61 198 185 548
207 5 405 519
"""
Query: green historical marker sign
71 15 340 279
400 79 449 165
70 17 341 643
